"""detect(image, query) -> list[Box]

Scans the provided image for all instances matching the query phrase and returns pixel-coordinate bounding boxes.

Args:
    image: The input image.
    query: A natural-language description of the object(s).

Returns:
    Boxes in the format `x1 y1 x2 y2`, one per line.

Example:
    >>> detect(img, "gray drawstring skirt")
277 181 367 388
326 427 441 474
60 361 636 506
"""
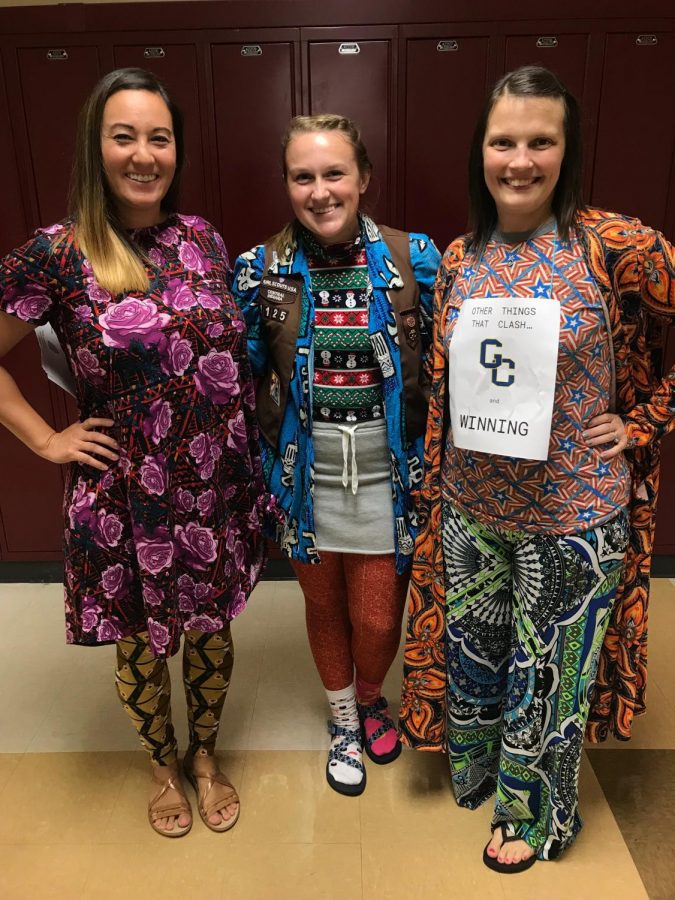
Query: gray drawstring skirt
312 418 395 554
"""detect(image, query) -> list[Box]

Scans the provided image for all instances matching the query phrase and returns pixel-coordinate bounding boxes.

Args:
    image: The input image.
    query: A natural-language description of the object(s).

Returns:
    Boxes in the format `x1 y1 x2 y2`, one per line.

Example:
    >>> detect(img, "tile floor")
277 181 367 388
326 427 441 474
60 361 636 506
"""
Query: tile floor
0 577 673 898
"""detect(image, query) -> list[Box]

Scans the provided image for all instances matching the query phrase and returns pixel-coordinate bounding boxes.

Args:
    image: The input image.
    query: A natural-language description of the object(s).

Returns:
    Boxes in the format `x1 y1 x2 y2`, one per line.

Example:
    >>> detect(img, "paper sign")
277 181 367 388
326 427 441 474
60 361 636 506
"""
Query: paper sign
448 297 560 460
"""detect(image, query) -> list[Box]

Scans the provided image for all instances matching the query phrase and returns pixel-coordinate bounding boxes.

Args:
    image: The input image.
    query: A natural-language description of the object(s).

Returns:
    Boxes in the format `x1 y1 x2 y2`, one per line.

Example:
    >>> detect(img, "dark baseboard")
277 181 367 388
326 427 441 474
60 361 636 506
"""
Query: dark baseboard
260 557 295 580
1 554 673 584
0 555 297 583
0 561 65 583
649 555 675 578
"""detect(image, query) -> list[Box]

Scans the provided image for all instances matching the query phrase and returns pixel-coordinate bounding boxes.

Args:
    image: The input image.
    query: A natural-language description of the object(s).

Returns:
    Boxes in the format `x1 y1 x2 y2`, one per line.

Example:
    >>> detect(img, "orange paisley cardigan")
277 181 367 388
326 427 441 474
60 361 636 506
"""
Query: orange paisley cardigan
399 208 675 747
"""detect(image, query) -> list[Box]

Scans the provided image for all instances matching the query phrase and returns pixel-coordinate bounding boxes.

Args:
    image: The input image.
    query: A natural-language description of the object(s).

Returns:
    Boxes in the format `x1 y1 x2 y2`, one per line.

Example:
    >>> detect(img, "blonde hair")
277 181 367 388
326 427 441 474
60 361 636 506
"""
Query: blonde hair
268 114 372 258
69 68 184 295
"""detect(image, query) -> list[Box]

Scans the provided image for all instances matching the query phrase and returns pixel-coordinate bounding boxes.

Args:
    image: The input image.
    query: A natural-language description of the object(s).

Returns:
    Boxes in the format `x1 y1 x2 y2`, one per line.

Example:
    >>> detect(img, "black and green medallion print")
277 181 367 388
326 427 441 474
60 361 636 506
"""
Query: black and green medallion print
441 500 629 859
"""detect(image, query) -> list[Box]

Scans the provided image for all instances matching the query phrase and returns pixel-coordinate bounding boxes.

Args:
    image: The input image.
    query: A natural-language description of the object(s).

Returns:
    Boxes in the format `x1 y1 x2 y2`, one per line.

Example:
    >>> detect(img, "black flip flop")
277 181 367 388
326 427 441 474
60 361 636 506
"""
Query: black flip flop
483 822 537 874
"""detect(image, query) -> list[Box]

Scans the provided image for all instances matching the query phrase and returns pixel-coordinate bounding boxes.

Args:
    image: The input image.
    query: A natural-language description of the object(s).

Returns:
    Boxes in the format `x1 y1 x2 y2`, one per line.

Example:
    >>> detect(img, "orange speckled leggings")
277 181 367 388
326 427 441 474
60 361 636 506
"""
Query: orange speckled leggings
291 552 409 695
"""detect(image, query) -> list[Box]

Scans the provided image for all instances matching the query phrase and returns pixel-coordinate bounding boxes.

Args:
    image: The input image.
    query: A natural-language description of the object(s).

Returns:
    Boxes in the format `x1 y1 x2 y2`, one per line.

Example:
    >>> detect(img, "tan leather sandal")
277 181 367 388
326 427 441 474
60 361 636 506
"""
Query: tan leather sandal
148 767 193 838
183 754 240 833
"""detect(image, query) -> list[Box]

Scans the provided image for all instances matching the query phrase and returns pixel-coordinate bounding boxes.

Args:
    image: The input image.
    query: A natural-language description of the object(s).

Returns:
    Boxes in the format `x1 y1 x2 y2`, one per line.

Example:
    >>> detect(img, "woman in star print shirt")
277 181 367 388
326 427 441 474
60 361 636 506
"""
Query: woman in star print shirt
399 66 675 873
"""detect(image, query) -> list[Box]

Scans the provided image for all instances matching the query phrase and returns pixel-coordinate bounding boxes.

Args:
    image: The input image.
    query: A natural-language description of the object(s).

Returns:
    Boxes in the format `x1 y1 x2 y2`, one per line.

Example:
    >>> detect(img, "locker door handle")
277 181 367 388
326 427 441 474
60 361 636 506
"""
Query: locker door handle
144 47 166 59
636 34 658 46
339 43 360 55
536 37 558 49
241 45 263 57
437 40 459 52
46 49 68 61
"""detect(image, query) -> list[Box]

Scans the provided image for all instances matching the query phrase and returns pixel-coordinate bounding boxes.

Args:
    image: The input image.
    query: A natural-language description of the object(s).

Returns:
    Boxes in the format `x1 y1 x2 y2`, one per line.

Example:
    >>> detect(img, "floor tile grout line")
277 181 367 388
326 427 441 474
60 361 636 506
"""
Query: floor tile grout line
234 590 290 785
19 685 62 756
242 588 284 755
100 751 136 839
496 870 509 898
582 751 651 899
648 677 675 725
0 752 24 803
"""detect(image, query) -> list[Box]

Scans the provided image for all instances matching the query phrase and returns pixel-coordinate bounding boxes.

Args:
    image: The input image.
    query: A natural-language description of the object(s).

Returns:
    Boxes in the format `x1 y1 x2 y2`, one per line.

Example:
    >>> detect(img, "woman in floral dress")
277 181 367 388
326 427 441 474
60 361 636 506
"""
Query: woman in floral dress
0 68 270 836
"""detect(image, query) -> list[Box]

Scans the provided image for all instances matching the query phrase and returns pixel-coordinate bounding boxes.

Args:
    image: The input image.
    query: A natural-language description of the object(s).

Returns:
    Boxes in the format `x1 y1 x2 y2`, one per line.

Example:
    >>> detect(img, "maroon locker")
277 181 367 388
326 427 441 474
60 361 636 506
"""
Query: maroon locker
592 34 675 561
16 45 101 226
0 56 30 255
592 32 675 231
503 33 590 106
0 45 99 559
113 43 210 222
402 33 491 251
304 29 396 226
0 338 65 559
503 30 599 200
1 7 675 565
653 330 675 555
210 36 299 256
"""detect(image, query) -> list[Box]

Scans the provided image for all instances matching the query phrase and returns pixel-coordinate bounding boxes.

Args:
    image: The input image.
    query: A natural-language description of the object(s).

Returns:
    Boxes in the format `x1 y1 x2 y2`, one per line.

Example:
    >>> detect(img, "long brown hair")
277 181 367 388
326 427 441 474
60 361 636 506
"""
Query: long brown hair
468 65 584 254
69 67 184 294
268 114 372 258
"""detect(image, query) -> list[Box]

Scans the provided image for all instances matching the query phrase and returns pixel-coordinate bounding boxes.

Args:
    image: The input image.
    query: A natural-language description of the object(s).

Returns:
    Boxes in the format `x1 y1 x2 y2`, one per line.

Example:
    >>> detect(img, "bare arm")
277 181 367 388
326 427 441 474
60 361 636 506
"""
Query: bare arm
0 311 119 470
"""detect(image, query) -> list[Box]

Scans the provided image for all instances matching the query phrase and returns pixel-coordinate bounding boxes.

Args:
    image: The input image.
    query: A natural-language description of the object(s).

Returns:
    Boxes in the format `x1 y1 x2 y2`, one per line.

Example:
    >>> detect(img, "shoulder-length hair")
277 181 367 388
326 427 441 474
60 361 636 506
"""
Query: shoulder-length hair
69 67 184 294
468 65 584 252
268 113 372 258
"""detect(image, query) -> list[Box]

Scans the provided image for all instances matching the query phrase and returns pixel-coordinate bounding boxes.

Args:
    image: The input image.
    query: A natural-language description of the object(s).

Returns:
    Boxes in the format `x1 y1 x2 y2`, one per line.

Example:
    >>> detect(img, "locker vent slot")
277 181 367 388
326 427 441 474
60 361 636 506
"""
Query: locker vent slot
437 40 459 52
46 49 68 61
536 37 558 49
144 47 166 59
241 45 263 57
338 43 360 55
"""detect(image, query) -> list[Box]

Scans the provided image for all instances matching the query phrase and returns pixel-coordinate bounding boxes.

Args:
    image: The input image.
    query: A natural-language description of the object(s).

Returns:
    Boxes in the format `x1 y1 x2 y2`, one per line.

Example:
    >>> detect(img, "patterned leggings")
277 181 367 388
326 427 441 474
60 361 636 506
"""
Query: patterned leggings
115 624 234 767
441 500 629 860
291 552 409 693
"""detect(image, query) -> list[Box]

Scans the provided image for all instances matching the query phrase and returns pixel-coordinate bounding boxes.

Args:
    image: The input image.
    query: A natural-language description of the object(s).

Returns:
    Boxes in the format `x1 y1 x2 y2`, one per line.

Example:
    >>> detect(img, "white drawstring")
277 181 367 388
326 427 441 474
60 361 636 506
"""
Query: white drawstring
338 423 359 495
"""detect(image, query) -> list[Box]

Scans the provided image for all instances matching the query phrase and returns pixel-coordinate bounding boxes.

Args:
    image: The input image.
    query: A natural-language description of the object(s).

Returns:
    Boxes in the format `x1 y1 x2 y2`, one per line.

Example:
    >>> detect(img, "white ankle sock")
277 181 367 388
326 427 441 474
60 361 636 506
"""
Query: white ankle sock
326 685 363 787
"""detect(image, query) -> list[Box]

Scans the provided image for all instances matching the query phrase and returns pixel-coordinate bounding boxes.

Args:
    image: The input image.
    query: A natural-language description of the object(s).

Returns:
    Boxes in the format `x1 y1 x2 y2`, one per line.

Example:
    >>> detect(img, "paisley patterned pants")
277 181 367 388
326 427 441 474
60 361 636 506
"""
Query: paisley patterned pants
441 500 629 859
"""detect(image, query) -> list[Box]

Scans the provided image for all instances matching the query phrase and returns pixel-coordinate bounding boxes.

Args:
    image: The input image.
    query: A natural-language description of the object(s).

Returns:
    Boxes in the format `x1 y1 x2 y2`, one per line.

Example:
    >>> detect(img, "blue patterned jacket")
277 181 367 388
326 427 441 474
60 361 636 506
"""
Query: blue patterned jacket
231 215 440 572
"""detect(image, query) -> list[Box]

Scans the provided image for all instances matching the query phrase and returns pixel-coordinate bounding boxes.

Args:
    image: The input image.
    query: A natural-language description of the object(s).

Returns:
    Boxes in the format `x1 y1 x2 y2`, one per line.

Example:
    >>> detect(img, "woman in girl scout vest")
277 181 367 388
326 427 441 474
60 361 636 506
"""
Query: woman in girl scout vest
232 114 440 796
399 65 675 873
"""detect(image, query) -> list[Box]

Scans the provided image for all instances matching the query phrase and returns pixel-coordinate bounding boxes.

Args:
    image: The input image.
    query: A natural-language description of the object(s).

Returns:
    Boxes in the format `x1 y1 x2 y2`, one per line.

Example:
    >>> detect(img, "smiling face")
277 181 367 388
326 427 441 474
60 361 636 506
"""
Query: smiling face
101 89 176 229
482 93 565 233
285 130 370 245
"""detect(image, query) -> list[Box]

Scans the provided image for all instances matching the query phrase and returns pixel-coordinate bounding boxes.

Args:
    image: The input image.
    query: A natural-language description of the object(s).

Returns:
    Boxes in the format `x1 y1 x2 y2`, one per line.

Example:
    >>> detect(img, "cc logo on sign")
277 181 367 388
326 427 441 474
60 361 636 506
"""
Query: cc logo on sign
480 338 515 387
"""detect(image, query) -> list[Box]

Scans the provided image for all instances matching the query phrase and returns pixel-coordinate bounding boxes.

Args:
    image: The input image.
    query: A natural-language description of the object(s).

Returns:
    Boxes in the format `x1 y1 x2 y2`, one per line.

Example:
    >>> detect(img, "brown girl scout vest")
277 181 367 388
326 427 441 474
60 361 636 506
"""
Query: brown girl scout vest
255 226 429 449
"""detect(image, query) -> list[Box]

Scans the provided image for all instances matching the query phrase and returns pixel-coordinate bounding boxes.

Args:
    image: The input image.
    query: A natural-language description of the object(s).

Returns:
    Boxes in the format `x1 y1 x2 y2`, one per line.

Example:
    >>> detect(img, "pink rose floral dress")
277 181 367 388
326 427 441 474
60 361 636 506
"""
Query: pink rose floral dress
0 214 270 656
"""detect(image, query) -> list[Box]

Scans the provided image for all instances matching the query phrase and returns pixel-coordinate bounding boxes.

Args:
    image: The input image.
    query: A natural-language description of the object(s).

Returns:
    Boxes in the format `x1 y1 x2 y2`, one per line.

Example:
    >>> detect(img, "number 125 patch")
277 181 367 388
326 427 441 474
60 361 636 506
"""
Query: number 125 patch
262 305 288 322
